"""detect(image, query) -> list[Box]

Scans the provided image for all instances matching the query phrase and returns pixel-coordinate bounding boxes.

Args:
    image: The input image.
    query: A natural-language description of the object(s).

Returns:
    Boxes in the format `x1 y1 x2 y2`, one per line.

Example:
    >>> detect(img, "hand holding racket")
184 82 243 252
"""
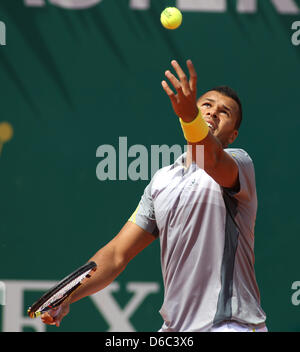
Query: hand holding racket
41 303 70 327
27 261 97 326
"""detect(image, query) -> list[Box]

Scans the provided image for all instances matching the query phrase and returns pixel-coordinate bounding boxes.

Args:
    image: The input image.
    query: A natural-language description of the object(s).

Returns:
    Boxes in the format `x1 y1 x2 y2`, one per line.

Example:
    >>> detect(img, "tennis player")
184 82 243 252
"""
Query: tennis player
42 60 267 332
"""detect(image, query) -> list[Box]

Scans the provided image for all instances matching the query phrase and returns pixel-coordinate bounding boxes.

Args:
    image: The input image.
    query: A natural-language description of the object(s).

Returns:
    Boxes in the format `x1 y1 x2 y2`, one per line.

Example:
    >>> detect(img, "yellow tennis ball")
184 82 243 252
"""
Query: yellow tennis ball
0 122 13 143
160 7 182 30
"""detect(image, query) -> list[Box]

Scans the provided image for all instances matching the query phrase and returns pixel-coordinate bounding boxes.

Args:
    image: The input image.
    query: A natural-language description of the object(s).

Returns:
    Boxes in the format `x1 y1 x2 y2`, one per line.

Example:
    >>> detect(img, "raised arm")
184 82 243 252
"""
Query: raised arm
161 59 239 189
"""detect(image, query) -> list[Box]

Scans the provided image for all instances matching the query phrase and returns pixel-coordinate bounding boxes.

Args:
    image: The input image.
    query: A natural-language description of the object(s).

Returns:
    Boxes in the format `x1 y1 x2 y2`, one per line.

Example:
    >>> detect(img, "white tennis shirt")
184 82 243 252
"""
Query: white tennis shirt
129 148 266 332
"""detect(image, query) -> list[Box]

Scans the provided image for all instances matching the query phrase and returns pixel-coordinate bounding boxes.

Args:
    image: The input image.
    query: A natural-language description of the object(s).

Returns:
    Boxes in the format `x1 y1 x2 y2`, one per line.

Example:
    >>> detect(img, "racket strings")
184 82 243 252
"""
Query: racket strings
37 269 92 313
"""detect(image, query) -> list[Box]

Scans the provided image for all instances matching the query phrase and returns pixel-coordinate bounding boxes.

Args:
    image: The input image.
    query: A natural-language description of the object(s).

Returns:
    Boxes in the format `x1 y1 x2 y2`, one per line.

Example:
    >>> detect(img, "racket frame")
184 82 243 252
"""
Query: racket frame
27 261 97 318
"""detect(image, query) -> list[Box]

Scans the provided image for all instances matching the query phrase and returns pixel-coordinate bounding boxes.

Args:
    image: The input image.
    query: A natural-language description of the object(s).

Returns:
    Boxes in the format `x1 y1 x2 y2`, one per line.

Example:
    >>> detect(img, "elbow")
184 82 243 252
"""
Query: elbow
91 244 128 276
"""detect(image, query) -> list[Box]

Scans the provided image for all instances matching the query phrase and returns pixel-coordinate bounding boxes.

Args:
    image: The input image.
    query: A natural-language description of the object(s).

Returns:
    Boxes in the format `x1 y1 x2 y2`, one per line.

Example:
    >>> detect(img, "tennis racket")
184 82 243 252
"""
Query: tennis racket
27 261 97 318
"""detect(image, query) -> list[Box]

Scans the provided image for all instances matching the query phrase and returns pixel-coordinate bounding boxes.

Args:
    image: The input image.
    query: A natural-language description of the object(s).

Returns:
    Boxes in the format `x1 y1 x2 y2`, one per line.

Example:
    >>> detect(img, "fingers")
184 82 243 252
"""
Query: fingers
164 69 186 101
163 60 197 97
186 59 197 93
162 59 198 120
170 60 190 95
41 311 60 327
41 306 64 327
161 80 177 105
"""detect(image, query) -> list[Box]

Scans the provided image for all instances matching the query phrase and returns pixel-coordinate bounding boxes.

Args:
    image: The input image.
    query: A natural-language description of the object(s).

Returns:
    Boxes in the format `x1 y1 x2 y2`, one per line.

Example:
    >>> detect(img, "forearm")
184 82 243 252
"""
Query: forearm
187 133 238 188
187 132 222 169
69 244 127 304
68 222 155 305
41 223 155 327
180 110 221 169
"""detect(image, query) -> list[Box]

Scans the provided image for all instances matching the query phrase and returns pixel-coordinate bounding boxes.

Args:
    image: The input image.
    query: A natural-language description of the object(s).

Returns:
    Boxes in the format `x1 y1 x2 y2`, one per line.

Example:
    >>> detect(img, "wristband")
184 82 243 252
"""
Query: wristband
179 110 209 143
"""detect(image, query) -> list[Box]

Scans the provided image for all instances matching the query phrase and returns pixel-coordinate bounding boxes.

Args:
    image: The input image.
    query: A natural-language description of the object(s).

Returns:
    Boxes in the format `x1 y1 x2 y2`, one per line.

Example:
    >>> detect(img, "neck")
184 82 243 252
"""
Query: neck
185 138 226 169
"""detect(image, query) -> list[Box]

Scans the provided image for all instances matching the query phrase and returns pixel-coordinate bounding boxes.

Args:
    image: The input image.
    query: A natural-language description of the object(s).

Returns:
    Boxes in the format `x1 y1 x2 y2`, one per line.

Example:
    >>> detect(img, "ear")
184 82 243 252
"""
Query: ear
228 129 238 145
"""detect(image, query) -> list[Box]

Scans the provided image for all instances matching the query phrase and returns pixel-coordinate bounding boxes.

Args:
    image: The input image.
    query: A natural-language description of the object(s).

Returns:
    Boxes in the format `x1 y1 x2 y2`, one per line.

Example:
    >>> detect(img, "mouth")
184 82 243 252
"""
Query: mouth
206 120 217 132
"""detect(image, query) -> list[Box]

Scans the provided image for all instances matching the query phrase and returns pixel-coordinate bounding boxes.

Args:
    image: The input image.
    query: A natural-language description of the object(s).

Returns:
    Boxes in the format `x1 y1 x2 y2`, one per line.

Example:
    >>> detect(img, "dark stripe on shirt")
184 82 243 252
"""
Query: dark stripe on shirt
213 191 239 325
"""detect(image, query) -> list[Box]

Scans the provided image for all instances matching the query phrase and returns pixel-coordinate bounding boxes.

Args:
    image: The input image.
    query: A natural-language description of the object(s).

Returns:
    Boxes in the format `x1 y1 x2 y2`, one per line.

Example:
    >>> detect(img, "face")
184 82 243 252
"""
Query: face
197 91 240 148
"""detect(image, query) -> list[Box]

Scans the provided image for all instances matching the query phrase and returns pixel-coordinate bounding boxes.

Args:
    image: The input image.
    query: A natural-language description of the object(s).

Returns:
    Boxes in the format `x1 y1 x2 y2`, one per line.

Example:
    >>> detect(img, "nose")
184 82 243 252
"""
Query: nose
206 108 219 122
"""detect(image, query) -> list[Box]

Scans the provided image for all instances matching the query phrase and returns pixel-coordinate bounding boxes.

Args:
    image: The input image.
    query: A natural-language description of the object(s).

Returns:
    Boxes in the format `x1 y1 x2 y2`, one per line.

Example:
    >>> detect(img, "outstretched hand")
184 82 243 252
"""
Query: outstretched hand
162 60 199 123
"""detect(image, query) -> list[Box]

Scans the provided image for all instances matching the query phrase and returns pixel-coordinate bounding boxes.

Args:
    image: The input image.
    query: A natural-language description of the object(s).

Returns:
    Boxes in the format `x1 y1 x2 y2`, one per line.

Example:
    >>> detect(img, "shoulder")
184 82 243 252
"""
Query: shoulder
225 148 253 160
223 148 257 201
224 148 254 168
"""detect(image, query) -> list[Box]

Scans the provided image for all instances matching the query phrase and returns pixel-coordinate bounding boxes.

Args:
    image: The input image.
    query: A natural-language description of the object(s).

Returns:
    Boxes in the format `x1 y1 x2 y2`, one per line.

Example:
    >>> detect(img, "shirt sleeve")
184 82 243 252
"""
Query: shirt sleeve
223 148 257 203
128 179 159 237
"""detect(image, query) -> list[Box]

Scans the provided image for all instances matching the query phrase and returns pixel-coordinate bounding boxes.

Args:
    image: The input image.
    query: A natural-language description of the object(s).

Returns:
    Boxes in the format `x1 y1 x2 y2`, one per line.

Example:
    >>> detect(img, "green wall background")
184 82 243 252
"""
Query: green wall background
0 0 300 332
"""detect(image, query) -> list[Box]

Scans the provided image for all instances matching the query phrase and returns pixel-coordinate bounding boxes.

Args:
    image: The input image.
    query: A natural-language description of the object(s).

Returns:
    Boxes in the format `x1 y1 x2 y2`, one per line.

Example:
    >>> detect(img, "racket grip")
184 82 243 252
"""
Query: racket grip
27 309 42 318
27 306 62 319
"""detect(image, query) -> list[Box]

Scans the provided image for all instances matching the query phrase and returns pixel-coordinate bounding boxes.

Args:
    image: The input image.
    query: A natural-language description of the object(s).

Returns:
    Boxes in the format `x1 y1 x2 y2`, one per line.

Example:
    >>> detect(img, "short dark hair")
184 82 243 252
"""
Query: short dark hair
208 86 243 130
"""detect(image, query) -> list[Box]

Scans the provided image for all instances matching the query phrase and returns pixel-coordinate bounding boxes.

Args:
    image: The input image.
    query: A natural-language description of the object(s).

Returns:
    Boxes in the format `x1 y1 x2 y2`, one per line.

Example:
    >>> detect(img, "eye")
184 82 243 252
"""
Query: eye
220 110 229 116
202 103 211 108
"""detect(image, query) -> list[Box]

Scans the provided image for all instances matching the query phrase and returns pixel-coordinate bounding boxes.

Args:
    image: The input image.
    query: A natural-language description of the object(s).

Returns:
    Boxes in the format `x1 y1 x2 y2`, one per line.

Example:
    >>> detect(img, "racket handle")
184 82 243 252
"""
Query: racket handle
27 309 39 318
27 306 62 319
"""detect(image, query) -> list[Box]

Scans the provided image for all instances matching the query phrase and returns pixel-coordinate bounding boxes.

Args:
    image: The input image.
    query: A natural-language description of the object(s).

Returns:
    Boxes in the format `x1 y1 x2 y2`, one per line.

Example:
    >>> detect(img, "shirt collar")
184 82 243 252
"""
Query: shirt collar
174 152 187 168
